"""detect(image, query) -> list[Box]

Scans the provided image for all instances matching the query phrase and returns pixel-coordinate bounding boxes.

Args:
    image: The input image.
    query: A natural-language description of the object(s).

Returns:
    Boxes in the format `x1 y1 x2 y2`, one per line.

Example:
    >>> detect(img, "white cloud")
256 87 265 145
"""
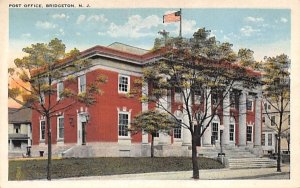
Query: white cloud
275 17 289 24
182 19 197 35
35 21 57 29
108 15 161 38
76 32 81 36
76 15 86 24
52 13 69 20
59 28 65 36
240 26 260 37
223 35 230 42
97 32 106 36
87 15 108 23
166 19 197 36
21 33 31 38
244 16 264 23
280 17 288 23
250 40 290 61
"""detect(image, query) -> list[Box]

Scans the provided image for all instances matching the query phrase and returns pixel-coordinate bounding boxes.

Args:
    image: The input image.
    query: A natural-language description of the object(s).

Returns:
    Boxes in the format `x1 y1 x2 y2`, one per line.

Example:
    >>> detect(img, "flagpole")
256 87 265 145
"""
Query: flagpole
179 8 182 37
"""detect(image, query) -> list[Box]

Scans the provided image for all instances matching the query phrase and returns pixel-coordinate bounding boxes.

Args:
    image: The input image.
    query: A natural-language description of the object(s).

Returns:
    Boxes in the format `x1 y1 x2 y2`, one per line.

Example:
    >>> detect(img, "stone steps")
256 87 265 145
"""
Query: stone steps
227 158 277 169
197 146 257 158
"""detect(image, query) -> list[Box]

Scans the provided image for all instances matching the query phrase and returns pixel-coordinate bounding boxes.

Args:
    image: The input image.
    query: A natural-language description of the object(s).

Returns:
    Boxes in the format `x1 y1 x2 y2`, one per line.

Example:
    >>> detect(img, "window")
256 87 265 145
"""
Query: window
57 81 64 100
174 120 182 139
174 87 182 103
246 99 253 111
288 115 290 125
268 104 271 110
268 134 272 146
212 93 219 106
118 75 129 93
264 103 267 110
14 124 20 134
230 92 235 109
153 131 159 137
39 92 45 104
40 120 46 140
229 124 235 141
246 126 253 142
271 116 276 126
78 74 86 93
262 117 265 124
118 112 129 137
212 122 219 141
57 116 64 140
262 134 265 146
194 90 201 104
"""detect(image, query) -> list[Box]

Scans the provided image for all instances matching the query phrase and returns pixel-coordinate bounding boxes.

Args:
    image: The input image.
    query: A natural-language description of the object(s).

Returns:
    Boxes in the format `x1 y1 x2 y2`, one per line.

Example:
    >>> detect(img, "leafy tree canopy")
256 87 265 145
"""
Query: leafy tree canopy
130 110 175 136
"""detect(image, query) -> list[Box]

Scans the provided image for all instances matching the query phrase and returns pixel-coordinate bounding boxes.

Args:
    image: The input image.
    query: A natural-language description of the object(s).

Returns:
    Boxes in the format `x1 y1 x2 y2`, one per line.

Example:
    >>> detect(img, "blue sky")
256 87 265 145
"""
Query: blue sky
9 8 290 62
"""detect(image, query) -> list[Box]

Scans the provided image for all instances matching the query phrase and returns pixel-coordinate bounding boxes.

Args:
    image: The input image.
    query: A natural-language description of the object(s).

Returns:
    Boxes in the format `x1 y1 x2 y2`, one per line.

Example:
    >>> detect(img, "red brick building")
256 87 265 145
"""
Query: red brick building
31 43 263 158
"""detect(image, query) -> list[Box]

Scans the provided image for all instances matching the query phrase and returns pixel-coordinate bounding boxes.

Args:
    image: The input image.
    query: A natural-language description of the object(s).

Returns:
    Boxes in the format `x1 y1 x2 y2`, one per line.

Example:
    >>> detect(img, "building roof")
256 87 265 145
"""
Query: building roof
33 42 261 77
107 42 149 55
8 107 32 124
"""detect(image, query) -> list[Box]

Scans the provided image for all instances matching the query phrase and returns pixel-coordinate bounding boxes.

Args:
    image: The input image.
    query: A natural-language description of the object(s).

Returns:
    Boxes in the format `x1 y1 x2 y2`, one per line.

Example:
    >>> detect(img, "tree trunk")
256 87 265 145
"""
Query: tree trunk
151 134 154 158
277 135 281 172
46 115 52 180
191 134 199 179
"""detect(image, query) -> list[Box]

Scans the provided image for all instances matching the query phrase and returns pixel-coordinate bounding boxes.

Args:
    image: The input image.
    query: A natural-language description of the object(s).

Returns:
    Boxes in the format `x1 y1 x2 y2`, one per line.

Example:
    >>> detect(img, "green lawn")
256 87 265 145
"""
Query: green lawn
9 157 224 180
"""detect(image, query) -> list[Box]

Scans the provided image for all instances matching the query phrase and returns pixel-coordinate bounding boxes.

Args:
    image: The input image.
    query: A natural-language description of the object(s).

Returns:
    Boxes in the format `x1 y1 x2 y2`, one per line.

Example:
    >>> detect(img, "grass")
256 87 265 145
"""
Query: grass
9 157 224 180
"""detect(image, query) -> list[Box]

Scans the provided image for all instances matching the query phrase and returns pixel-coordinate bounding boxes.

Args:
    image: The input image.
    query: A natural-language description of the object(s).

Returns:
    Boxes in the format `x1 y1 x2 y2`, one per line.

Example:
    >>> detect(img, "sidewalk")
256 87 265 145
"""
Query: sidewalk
59 165 290 180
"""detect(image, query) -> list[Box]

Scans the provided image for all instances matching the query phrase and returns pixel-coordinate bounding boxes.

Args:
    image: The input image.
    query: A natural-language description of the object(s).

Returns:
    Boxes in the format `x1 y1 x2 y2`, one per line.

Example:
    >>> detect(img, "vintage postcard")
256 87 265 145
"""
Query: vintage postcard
1 0 300 188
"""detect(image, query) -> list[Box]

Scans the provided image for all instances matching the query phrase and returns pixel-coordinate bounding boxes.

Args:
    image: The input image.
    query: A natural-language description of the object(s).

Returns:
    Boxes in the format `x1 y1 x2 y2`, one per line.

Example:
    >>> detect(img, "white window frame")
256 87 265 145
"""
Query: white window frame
246 99 254 111
57 81 64 101
271 116 276 126
246 125 253 143
194 92 201 105
40 119 46 142
118 75 130 94
212 93 219 107
229 123 235 142
262 133 265 146
78 74 86 93
173 119 182 140
153 131 159 138
174 87 182 103
268 133 272 146
229 117 235 142
212 122 219 141
39 92 45 105
57 116 64 141
118 111 131 138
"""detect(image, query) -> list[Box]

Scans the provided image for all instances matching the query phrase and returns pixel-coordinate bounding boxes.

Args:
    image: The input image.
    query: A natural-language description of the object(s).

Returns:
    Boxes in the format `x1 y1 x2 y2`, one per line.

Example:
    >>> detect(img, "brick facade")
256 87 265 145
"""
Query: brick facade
31 43 263 157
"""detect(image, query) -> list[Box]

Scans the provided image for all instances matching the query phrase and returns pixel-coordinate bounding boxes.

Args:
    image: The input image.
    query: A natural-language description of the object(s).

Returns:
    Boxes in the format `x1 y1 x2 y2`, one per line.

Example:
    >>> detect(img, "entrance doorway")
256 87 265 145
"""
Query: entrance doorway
82 122 86 145
77 113 88 145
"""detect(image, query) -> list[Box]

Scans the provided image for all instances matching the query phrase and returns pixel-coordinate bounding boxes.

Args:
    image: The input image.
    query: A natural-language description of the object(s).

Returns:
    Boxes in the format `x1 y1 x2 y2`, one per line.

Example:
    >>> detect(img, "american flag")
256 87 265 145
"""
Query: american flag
163 11 181 23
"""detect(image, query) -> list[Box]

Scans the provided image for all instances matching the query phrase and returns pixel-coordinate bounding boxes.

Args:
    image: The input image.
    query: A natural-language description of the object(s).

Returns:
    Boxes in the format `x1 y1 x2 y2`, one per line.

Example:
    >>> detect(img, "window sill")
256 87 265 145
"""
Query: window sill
174 138 182 142
118 91 129 95
57 139 64 145
118 137 131 140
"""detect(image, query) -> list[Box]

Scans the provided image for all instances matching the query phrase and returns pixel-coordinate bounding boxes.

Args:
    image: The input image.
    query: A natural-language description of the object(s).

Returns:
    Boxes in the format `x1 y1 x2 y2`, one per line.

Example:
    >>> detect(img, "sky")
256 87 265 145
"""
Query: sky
9 8 290 63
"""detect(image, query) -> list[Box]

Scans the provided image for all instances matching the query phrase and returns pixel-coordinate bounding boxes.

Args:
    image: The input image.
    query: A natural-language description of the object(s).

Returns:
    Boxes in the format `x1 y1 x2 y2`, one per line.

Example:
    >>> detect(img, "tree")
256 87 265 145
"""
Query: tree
8 38 107 180
262 54 290 172
132 28 260 179
130 110 174 158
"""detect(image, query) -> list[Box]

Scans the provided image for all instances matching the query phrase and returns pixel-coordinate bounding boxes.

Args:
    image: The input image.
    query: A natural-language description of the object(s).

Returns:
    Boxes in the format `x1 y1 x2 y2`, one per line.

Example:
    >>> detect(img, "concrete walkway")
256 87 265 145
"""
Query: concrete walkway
59 165 289 180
